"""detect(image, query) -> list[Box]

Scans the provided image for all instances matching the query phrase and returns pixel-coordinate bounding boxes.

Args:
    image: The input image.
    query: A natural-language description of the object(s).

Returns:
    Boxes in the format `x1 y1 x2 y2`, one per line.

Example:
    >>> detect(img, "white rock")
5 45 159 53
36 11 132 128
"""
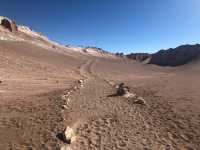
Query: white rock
73 86 78 90
66 98 70 105
64 126 76 142
115 85 119 89
124 92 136 98
61 95 67 100
67 98 70 102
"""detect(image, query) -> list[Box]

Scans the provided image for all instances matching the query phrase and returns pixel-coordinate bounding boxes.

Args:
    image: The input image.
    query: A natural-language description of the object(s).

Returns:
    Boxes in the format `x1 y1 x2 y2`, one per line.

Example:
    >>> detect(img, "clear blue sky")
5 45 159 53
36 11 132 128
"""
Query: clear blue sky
1 0 200 53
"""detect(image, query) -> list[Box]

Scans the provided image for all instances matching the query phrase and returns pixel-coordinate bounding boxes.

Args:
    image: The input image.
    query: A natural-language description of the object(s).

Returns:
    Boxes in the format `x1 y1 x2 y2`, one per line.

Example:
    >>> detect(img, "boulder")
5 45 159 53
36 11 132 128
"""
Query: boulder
124 92 136 98
63 126 76 144
116 83 130 96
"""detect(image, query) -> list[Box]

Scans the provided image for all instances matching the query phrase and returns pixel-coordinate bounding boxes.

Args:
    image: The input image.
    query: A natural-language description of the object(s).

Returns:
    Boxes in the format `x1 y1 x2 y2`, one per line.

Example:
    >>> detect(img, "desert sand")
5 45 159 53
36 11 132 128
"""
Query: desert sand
0 40 199 150
0 17 200 150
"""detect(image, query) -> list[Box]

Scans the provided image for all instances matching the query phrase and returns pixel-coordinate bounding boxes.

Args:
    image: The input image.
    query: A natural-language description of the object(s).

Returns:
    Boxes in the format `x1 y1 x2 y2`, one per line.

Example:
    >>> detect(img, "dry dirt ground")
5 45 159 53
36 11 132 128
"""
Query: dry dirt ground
0 41 200 150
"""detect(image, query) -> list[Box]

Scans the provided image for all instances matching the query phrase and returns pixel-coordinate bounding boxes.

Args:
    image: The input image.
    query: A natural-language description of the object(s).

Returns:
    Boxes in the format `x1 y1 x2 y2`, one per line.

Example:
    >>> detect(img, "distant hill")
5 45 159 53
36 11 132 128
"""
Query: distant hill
0 16 115 58
126 44 200 66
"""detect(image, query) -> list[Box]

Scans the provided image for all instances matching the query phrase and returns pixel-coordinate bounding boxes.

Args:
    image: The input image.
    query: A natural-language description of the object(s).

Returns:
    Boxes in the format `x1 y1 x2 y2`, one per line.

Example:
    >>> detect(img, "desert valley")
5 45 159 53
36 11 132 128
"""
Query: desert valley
0 16 200 150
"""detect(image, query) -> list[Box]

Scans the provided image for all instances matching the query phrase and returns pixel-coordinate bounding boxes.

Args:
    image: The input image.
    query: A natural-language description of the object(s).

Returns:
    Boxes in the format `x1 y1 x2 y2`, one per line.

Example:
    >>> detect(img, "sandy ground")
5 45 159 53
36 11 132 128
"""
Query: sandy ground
0 41 86 101
0 41 200 150
62 59 200 150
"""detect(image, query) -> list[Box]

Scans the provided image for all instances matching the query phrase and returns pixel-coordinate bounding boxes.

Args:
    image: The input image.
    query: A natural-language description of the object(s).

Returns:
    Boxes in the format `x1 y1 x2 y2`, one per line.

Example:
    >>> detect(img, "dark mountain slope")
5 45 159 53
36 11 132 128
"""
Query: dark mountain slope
149 44 200 66
126 44 200 66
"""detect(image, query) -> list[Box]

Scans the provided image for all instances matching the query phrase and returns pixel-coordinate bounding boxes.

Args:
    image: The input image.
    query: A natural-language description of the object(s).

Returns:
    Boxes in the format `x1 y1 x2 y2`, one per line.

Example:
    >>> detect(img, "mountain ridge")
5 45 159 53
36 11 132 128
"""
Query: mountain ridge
126 44 200 66
0 16 115 58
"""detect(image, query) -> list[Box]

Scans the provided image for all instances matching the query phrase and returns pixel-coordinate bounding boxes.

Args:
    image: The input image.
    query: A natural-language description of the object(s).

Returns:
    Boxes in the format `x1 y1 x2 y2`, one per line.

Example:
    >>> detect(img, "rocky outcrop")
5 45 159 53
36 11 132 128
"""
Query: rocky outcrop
149 44 200 66
114 83 146 105
0 17 18 32
0 18 12 31
10 20 18 32
0 16 65 50
126 53 151 62
115 52 124 57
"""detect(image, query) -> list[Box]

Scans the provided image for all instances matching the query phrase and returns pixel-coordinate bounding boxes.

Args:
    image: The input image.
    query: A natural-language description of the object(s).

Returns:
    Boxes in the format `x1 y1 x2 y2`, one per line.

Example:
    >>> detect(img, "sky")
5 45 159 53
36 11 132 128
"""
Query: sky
0 0 200 53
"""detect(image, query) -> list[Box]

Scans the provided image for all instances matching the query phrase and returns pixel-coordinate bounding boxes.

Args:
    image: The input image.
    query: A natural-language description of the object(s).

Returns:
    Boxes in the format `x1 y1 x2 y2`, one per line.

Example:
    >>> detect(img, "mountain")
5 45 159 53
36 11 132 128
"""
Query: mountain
126 44 200 66
149 44 200 66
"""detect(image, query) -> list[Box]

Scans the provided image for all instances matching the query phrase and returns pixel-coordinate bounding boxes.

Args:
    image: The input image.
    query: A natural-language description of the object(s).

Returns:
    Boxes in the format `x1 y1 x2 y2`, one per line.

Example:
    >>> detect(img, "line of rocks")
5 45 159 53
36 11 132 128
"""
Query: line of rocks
58 79 85 150
61 79 85 110
58 80 145 149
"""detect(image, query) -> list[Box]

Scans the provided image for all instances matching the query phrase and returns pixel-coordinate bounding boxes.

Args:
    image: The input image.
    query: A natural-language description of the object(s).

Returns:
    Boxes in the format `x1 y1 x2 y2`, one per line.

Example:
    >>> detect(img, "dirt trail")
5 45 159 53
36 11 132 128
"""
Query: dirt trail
60 59 200 150
0 58 199 150
79 59 95 78
63 59 156 149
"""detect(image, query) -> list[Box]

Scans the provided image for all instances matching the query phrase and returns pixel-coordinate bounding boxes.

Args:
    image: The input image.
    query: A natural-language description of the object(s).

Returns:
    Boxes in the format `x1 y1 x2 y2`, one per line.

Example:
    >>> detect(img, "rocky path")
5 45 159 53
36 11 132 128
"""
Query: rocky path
59 59 200 150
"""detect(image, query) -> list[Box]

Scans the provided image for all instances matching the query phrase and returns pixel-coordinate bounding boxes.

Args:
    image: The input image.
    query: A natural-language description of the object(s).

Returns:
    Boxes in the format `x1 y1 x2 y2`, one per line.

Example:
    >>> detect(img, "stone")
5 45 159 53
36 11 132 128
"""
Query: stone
61 95 67 100
124 92 136 98
63 126 76 143
134 96 146 105
78 79 83 84
62 105 68 110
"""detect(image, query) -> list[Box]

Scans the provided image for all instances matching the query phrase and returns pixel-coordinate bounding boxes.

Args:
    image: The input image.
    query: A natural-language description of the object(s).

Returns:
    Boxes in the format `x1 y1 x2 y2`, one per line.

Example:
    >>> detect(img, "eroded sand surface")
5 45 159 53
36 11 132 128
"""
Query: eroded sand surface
0 41 200 150
62 59 200 150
